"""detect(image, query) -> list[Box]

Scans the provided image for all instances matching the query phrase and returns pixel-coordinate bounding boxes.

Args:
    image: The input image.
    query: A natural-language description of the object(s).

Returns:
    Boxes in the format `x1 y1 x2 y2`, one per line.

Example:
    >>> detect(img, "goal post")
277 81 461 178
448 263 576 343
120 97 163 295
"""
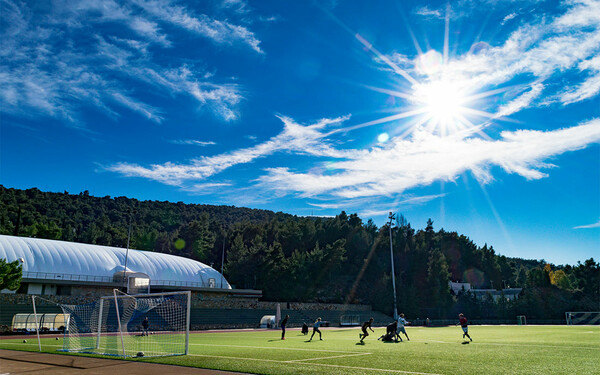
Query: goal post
565 312 600 325
52 290 190 358
516 315 527 325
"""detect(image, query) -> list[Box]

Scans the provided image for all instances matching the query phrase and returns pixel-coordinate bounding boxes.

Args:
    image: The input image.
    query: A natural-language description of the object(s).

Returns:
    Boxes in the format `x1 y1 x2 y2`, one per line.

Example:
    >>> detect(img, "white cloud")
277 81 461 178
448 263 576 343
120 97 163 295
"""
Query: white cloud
0 0 258 125
495 82 545 118
413 5 444 19
502 12 517 24
170 140 217 146
558 56 600 104
108 115 352 185
258 119 600 198
102 0 600 202
131 0 263 53
574 219 600 229
400 0 600 120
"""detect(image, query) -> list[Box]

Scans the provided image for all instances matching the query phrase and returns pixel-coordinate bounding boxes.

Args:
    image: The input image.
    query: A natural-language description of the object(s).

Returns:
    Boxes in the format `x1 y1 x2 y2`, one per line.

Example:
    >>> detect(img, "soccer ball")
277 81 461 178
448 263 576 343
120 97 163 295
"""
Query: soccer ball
22 340 27 343
56 337 59 340
136 352 145 357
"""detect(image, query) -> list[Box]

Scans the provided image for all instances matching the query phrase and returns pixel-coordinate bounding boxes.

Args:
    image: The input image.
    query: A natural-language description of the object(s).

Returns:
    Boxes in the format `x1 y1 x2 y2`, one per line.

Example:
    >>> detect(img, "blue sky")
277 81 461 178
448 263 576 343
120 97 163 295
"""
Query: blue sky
1 0 599 265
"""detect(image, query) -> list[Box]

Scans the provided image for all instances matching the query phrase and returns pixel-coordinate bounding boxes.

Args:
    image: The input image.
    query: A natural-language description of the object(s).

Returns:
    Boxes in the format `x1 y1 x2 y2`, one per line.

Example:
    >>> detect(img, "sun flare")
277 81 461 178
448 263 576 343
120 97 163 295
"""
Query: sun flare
412 79 469 132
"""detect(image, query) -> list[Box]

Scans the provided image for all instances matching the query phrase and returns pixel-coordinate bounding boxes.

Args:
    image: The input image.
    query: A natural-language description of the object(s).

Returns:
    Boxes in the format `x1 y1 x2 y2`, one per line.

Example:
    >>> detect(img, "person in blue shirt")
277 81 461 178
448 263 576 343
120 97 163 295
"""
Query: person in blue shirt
397 313 410 341
308 317 323 341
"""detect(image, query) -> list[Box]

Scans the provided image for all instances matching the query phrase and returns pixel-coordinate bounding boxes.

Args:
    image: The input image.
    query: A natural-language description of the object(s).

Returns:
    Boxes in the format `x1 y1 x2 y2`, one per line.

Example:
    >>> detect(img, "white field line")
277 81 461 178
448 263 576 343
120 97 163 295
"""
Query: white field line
410 339 600 350
189 342 365 354
0 343 62 348
187 353 442 375
285 352 372 362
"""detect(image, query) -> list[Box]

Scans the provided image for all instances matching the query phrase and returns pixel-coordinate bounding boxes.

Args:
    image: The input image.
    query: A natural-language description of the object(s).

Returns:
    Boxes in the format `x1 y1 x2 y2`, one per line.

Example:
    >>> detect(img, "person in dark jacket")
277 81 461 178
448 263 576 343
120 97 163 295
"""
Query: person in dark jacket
281 315 289 340
301 322 309 335
142 317 149 336
359 318 374 343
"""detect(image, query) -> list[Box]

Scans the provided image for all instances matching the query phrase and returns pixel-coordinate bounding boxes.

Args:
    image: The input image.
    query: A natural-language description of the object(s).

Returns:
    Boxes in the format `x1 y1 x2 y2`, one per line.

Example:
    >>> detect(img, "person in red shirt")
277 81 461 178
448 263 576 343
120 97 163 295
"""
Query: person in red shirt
458 313 472 341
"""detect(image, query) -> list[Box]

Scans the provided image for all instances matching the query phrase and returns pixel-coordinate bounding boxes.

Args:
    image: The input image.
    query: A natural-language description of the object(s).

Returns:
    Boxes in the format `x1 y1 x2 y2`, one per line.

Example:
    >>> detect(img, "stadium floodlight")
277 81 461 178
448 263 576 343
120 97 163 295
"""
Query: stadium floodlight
389 212 398 320
37 290 190 357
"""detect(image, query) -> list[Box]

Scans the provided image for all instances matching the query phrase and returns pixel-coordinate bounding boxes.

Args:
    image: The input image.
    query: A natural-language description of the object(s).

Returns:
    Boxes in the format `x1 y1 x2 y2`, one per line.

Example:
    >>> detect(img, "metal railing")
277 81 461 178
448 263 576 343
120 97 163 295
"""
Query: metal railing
23 272 113 283
23 272 224 289
150 278 219 289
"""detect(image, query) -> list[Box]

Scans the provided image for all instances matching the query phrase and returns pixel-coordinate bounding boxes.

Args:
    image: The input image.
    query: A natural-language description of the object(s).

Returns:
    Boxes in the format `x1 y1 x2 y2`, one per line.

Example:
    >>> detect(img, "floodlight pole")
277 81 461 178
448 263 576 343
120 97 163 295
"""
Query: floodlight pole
220 223 228 289
123 211 132 291
389 212 398 320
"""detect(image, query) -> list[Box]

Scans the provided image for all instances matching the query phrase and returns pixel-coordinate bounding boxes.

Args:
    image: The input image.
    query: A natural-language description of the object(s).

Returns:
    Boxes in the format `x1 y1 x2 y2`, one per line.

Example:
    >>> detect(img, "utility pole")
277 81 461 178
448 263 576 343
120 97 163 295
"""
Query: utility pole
389 212 398 320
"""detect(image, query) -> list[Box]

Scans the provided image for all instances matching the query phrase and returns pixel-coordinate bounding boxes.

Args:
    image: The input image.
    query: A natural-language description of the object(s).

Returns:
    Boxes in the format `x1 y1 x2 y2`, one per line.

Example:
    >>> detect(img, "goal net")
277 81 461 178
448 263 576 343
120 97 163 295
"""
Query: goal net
565 312 600 325
516 315 527 325
36 291 190 357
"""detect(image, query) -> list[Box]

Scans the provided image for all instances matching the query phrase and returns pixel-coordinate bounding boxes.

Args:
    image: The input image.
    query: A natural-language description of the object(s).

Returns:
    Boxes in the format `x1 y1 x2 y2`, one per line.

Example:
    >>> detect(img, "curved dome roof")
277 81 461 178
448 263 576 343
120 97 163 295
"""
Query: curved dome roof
0 235 231 289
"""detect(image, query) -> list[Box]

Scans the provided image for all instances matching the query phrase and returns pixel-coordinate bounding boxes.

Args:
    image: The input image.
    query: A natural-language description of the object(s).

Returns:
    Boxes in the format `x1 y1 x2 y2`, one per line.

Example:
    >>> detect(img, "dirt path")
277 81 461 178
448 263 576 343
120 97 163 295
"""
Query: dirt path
0 349 248 375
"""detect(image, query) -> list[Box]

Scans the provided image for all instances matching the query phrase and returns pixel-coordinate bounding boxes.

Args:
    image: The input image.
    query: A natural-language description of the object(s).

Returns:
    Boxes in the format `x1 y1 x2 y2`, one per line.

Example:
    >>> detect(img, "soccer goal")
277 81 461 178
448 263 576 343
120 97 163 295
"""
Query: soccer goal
33 290 190 357
516 315 527 325
565 312 600 325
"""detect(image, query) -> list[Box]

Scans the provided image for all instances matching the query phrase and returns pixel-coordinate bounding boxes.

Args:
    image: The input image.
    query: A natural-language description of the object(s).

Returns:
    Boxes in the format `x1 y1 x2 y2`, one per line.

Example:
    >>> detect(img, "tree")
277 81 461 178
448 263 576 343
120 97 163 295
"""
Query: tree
176 215 215 261
0 258 23 291
549 269 572 290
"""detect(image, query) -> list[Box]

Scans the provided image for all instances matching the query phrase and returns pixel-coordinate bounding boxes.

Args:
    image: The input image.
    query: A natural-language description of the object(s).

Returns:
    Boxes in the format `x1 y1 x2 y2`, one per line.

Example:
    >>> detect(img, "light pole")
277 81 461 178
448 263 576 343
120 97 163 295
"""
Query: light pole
123 211 133 291
389 212 398 320
220 224 227 289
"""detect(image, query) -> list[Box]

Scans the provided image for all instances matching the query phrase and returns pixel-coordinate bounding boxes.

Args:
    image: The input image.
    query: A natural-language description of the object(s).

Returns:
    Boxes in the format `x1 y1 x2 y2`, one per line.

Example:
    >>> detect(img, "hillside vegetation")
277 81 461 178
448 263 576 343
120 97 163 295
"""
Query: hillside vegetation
1 185 598 319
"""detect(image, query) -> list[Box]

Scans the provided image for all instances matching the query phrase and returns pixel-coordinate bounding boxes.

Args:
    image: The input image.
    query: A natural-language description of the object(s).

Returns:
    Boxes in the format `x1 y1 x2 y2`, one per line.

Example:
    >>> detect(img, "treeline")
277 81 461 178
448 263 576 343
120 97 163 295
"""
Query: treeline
1 186 598 319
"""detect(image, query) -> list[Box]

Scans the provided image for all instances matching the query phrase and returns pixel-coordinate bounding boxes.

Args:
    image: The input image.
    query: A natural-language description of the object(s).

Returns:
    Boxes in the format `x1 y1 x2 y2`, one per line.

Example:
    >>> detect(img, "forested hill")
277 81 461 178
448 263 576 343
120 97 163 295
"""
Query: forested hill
1 185 598 319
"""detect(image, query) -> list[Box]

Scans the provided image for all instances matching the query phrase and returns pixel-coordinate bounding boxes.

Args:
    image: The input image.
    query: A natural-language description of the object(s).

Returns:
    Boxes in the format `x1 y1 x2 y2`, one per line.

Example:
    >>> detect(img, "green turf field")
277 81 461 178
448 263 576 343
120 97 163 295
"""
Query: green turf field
2 325 599 375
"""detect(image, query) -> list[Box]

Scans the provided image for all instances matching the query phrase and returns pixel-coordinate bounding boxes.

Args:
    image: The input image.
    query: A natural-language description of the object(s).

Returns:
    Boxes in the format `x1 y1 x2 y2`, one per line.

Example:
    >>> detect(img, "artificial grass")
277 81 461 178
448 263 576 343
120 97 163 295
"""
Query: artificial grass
2 325 599 375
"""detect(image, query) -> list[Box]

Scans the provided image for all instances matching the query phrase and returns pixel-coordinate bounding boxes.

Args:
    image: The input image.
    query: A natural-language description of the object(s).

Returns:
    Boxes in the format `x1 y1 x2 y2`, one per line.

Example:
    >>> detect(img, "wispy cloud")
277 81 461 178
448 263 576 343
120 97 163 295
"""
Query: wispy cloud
501 12 518 25
131 0 263 53
107 115 352 185
413 5 444 20
259 119 600 198
574 219 600 229
170 140 217 146
438 0 600 112
105 0 600 203
0 0 261 125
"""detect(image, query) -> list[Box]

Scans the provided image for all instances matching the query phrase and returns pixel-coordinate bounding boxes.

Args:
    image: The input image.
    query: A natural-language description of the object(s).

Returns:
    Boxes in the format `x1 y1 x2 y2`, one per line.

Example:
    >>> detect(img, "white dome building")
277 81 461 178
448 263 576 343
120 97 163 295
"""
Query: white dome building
0 234 231 296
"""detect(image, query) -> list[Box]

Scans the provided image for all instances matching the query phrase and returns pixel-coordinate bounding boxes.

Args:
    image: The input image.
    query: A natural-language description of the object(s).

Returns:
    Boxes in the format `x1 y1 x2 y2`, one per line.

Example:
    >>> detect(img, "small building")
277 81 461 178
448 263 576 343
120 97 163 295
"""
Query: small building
471 288 522 302
449 281 472 295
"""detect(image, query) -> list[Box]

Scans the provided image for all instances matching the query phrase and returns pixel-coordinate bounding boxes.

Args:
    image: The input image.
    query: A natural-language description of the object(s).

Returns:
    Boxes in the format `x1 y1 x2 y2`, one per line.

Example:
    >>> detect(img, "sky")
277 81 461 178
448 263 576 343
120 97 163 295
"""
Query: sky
1 0 599 265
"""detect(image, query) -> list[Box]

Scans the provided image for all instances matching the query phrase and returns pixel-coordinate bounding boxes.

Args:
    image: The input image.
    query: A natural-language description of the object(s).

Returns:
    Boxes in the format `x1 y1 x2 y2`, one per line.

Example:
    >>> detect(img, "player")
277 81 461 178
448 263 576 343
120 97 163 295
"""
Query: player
301 322 309 335
397 313 410 341
281 314 289 340
359 317 374 343
457 313 472 341
308 317 323 341
378 321 400 342
142 317 149 336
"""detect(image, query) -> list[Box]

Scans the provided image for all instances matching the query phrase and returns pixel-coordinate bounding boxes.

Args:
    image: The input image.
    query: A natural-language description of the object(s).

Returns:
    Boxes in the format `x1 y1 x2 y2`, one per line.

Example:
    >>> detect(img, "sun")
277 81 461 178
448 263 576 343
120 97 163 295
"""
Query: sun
412 78 470 133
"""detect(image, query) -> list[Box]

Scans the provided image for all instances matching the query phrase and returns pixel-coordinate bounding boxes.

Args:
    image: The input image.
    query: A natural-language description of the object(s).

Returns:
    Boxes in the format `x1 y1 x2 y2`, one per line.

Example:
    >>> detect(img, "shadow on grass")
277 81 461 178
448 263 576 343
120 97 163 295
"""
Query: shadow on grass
461 341 471 345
